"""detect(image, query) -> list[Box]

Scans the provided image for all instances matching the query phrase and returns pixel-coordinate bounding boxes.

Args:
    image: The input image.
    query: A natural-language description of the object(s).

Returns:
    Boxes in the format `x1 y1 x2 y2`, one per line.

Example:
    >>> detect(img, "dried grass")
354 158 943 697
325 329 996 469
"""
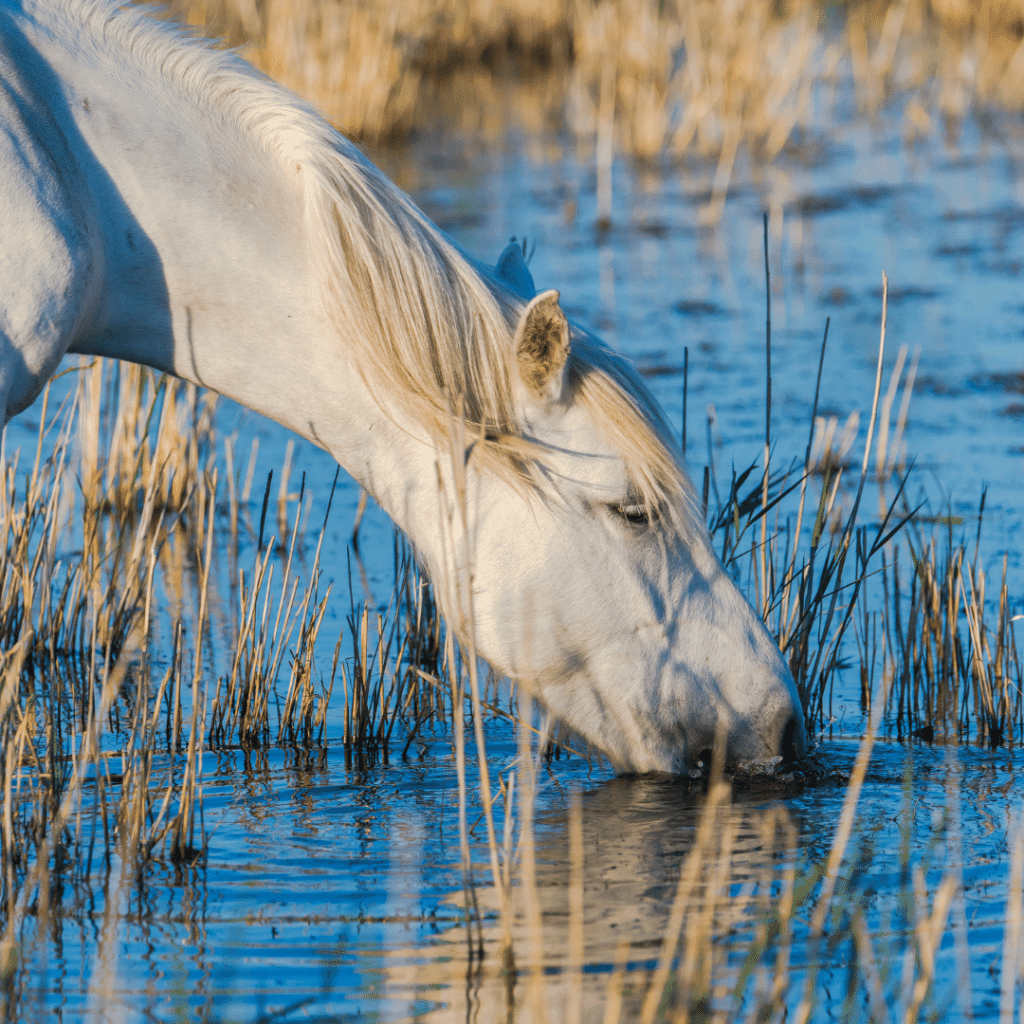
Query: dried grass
405 308 1022 1021
406 678 1020 1024
159 0 1024 218
0 356 446 1010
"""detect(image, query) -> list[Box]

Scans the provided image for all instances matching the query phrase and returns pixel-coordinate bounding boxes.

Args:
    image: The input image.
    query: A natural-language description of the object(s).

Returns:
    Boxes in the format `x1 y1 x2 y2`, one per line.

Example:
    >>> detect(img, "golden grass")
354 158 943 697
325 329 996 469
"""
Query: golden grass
0 358 437 995
407 664 1021 1024
391 292 1021 1020
157 0 1024 223
701 273 1021 745
0 301 1019 1018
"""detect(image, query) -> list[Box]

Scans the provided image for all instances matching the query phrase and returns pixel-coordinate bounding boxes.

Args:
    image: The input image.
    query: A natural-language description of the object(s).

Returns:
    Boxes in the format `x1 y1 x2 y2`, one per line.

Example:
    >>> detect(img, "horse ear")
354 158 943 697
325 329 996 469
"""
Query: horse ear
496 242 536 299
514 289 569 404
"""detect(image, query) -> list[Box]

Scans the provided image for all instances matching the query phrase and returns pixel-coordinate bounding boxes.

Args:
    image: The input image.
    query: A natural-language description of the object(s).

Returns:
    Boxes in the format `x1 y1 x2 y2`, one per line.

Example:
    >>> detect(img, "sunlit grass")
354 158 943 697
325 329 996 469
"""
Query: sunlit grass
159 0 1024 222
0 1 1021 1016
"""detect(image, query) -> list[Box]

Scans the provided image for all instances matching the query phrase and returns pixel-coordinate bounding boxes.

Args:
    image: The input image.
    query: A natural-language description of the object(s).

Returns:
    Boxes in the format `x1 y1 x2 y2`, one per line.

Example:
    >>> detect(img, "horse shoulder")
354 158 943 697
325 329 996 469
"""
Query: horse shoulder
0 27 100 419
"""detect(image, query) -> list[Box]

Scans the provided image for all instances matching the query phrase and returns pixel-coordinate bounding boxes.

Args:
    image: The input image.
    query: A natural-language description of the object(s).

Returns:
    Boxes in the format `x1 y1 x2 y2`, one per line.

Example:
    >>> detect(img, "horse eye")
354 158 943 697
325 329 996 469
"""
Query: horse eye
614 503 653 525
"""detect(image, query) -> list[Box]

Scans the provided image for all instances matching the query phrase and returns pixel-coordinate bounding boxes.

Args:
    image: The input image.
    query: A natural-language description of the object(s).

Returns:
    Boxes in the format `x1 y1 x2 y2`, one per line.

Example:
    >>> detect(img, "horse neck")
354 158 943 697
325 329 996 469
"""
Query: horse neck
23 7 444 533
62 75 330 430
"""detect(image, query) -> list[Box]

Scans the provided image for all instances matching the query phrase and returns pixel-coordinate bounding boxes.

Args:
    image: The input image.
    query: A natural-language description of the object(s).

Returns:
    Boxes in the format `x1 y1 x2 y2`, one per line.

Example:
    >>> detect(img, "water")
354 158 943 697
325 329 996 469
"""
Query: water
26 739 1024 1021
5 75 1024 1024
386 117 1024 566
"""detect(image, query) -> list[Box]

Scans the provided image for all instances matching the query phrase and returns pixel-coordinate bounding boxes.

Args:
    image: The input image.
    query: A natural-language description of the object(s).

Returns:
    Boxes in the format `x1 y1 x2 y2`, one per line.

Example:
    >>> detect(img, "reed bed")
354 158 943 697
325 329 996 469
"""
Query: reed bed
161 0 1024 220
420 618 1023 1024
0 367 214 1018
0 301 1019 1016
691 253 1022 744
711 391 1024 747
0 357 449 1016
862 524 1023 747
393 272 1022 1019
0 313 1018 853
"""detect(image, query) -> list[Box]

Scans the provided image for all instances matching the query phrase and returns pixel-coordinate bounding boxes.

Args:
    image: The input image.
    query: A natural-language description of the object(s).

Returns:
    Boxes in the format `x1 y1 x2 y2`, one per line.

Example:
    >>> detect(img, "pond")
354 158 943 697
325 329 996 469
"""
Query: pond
24 739 1024 1022
3 35 1024 1024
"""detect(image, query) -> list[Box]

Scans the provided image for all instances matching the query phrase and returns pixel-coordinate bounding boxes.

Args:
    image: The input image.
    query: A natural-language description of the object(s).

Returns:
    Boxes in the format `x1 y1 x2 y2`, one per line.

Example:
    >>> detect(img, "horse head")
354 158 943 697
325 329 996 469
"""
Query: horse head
451 242 807 773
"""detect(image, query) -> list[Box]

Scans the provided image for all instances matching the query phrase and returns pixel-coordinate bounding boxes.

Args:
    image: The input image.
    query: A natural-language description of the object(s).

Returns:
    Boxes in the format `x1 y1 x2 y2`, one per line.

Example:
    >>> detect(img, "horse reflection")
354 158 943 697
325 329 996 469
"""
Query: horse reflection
385 774 804 1023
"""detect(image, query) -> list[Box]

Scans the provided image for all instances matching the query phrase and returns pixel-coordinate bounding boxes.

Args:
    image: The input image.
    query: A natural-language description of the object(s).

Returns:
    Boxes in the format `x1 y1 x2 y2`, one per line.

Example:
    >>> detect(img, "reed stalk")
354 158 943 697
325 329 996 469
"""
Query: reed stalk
161 0 1024 223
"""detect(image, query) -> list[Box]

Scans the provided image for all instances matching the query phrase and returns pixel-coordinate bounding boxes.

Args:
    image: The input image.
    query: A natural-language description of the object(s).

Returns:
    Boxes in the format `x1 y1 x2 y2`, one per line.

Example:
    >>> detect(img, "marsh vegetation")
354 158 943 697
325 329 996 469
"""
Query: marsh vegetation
1 0 1023 1020
0 300 1020 1019
169 0 1024 218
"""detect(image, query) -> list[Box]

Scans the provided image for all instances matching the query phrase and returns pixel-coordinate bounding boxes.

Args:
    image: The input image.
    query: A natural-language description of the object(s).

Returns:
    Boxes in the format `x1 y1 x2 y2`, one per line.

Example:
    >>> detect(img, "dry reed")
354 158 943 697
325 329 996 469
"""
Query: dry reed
0 272 1019 1020
409 346 1021 1023
403 703 1018 1023
4 0 1023 997
0 355 447 1010
160 0 1024 222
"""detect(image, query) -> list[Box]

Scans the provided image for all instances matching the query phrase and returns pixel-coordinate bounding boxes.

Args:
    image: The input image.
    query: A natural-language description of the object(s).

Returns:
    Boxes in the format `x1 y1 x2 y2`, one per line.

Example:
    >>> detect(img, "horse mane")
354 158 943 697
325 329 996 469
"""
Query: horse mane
53 0 698 532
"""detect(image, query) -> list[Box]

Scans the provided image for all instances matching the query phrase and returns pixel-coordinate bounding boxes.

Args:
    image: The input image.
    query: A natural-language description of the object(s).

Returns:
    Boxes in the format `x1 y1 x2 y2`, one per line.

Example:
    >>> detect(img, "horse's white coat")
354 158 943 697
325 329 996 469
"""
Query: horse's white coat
0 0 807 772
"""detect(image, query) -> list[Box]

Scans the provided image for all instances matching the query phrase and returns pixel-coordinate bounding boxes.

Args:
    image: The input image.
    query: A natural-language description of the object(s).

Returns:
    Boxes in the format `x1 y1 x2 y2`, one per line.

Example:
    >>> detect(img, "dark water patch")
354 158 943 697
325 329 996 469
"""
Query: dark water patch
635 219 671 237
935 241 982 258
529 185 569 210
975 370 1024 394
1001 401 1024 418
674 298 727 316
985 257 1024 276
637 363 682 378
942 203 1024 223
916 373 967 396
776 129 848 167
634 349 684 378
433 210 486 232
683 182 757 206
869 283 941 303
795 183 901 216
821 284 854 306
797 193 850 215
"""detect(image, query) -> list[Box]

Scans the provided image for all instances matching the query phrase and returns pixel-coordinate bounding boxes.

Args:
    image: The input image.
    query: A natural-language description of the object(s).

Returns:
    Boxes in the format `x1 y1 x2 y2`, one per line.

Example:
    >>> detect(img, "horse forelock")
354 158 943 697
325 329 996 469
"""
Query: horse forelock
40 0 700 543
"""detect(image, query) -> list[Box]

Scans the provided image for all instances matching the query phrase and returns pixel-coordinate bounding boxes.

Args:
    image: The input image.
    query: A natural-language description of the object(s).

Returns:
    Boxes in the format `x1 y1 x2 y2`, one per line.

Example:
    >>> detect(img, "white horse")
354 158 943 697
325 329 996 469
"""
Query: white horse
0 0 806 772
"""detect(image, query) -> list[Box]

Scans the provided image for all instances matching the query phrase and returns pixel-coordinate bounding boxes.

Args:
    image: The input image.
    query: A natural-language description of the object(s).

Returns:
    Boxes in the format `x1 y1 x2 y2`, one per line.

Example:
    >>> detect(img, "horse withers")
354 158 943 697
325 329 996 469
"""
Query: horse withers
0 0 806 772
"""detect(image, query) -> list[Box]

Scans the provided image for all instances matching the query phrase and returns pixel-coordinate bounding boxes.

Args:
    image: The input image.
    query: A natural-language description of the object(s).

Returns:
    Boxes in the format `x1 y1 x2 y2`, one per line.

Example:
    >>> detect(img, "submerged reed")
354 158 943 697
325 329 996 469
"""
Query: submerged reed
695 263 1021 745
410 286 1021 1021
0 357 445 1014
421 613 1023 1024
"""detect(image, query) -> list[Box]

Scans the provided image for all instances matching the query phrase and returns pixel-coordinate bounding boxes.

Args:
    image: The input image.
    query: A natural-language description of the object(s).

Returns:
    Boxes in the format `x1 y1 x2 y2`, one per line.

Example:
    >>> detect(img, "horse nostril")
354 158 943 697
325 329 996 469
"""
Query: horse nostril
781 716 800 763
